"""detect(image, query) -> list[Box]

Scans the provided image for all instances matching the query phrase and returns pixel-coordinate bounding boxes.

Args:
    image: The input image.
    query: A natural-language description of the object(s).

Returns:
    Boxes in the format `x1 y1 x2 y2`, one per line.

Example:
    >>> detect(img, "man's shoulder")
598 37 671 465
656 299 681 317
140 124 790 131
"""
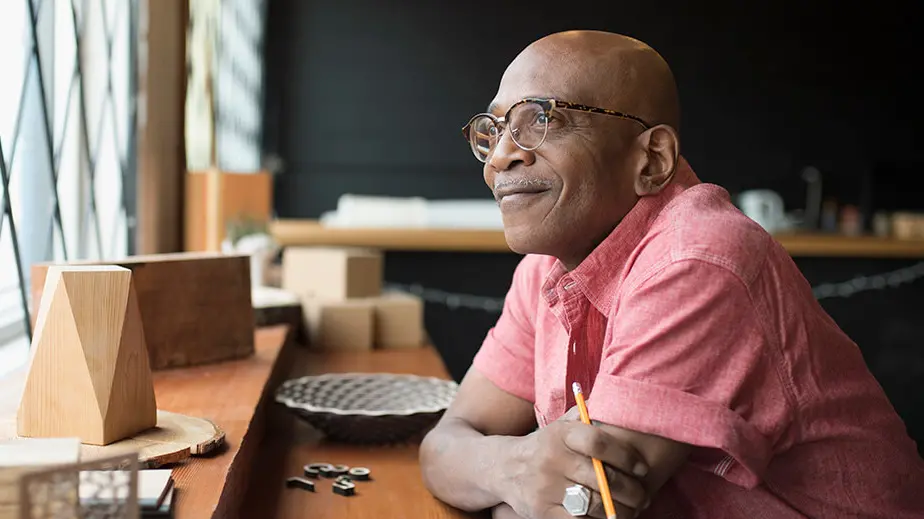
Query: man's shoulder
643 183 775 285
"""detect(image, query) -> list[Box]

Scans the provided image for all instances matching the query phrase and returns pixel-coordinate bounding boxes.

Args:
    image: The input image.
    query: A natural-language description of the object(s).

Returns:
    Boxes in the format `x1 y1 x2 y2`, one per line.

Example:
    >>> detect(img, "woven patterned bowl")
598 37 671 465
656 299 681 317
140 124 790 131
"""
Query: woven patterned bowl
274 373 459 444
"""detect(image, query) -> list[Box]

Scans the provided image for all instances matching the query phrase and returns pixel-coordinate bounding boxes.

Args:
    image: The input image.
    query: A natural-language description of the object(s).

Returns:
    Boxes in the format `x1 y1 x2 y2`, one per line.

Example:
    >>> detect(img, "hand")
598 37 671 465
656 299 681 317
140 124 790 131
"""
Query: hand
496 408 650 519
492 503 527 519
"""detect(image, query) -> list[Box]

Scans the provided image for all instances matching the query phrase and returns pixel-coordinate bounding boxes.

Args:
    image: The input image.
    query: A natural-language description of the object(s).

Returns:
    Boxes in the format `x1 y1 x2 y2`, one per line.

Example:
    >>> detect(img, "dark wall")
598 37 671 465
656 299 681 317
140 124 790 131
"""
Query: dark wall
264 0 922 215
263 0 924 451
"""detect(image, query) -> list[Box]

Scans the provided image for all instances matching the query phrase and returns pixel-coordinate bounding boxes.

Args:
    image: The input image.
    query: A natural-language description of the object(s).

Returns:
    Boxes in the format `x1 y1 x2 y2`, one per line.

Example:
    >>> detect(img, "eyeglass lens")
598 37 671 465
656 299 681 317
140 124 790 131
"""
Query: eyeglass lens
468 101 549 162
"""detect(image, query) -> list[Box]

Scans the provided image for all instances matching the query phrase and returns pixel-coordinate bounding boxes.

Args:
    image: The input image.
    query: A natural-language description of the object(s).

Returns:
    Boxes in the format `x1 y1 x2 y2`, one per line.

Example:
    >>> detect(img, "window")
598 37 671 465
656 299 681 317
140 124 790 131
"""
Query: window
0 0 137 378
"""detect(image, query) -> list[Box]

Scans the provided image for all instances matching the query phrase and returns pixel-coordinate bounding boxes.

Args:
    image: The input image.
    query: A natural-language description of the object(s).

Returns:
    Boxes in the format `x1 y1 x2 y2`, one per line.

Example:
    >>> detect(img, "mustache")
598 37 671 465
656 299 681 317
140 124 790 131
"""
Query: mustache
493 177 554 192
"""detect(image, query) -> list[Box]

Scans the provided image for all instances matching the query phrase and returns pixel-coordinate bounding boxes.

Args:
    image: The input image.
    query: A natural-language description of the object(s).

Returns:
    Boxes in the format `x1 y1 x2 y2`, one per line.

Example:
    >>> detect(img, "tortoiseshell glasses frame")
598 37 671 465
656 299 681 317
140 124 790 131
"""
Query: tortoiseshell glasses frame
461 97 651 163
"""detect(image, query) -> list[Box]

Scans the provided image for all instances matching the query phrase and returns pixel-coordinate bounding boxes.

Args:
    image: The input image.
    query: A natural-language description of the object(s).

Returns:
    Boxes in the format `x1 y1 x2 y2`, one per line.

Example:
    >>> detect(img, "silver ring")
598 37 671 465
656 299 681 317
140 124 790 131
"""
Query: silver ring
562 484 591 516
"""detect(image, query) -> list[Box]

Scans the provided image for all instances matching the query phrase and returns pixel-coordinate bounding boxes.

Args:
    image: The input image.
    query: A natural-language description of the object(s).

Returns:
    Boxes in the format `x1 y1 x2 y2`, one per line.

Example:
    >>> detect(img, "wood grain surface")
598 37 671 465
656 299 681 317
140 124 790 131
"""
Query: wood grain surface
241 345 486 519
0 324 291 519
0 409 224 469
30 253 255 371
151 325 291 519
270 218 924 258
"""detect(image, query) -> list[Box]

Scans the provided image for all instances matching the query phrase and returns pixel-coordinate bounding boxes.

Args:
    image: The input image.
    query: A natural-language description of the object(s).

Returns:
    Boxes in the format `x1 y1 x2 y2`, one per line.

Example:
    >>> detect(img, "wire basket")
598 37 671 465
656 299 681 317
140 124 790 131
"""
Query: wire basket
275 373 459 444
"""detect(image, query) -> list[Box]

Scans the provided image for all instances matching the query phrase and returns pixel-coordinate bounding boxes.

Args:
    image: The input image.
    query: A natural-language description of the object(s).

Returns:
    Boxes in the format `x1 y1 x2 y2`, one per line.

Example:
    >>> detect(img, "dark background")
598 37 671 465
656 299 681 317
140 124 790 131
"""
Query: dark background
262 0 923 451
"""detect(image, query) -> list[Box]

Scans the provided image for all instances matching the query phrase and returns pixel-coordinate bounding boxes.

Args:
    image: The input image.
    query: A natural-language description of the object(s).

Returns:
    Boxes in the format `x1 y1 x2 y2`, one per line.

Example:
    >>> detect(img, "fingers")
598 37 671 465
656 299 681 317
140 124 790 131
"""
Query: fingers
491 503 528 519
586 489 642 519
560 427 649 511
563 423 649 479
564 455 648 510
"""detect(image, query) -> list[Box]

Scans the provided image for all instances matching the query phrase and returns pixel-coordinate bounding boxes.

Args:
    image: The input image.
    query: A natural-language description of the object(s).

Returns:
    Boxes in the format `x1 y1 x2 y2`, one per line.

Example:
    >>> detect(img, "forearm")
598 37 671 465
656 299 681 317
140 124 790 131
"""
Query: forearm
420 417 520 512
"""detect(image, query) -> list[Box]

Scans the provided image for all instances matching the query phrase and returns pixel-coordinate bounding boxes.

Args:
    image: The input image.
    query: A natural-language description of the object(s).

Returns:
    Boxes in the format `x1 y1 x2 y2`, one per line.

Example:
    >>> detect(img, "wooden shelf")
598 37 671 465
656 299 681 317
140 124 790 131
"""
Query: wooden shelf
270 219 924 258
270 219 510 253
772 233 924 259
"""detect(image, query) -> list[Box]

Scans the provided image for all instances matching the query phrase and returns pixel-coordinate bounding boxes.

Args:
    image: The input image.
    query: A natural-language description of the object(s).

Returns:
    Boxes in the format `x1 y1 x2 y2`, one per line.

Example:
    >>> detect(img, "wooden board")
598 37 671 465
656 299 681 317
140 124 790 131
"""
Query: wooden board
1 410 224 469
31 252 255 371
270 219 924 258
241 345 483 519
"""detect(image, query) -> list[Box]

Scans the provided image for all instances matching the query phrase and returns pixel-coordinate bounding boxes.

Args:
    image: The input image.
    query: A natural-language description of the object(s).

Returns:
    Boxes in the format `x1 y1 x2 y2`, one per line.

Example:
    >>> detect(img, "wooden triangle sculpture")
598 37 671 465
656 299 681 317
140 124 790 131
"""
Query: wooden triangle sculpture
17 266 158 446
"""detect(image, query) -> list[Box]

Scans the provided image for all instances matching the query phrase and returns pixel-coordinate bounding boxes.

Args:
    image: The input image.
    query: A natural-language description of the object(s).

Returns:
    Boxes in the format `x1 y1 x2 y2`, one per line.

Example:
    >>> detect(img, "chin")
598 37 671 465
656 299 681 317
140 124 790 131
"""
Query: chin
502 224 556 256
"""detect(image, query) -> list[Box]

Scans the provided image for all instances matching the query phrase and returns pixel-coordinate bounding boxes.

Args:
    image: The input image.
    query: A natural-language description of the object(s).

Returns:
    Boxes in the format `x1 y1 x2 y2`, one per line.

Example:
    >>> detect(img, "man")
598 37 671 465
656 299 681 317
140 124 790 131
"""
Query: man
419 30 924 519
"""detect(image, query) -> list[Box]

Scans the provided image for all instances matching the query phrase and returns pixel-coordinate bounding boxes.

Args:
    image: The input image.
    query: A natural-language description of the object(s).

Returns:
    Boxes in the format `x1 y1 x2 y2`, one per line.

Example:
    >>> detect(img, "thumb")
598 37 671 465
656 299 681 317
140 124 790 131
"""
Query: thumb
560 406 581 422
559 406 601 426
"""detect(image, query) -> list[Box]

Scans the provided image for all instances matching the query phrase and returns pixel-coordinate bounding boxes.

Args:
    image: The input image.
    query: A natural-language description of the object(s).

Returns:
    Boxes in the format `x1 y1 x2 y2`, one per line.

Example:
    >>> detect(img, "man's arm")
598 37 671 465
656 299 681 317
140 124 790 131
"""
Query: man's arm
421 369 685 518
420 368 537 511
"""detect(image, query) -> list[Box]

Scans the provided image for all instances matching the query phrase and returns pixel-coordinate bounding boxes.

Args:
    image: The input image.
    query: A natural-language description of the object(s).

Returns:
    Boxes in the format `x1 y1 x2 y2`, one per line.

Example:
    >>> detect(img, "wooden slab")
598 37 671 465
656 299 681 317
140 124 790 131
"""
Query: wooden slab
1 410 224 469
31 252 255 370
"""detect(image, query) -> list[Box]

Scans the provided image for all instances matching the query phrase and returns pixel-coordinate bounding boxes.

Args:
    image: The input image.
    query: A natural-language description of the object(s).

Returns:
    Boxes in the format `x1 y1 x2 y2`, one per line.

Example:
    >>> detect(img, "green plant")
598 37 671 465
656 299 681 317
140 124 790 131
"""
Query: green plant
225 213 267 246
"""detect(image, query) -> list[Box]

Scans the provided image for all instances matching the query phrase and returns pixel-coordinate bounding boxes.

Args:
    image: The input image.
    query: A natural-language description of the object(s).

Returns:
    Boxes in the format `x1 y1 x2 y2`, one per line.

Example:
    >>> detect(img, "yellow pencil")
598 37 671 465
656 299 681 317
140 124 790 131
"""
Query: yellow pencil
572 382 617 519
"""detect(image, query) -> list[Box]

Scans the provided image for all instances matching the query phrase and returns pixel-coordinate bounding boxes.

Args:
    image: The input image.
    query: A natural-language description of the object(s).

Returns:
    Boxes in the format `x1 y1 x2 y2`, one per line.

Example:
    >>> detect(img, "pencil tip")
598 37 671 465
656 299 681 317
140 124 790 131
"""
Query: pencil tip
572 381 582 395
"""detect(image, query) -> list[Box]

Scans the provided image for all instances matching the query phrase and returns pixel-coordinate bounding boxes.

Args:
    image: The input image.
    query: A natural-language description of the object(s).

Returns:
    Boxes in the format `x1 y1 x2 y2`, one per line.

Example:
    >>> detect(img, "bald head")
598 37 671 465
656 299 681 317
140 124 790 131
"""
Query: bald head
482 31 684 267
497 30 680 132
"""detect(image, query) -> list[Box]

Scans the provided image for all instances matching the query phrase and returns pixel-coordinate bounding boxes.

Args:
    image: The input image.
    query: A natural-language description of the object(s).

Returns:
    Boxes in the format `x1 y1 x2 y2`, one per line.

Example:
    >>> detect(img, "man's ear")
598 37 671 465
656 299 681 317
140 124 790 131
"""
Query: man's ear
634 125 679 196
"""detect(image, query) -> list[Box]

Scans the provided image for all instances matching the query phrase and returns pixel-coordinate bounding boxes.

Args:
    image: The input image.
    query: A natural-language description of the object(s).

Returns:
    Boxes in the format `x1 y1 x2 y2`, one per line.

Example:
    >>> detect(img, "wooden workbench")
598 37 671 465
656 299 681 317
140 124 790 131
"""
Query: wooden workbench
241 343 481 519
0 326 291 518
0 325 480 518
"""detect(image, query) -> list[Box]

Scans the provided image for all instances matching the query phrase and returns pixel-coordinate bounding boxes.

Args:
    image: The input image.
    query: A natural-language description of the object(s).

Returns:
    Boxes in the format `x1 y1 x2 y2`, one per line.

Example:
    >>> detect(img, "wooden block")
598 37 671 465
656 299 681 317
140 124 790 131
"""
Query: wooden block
282 247 383 300
302 298 374 351
31 252 255 371
18 266 158 446
370 292 424 348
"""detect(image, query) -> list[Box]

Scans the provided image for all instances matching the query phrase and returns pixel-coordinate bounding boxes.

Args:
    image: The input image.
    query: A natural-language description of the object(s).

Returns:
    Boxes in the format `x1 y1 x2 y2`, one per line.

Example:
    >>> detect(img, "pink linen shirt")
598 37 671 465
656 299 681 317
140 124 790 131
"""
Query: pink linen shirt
472 158 924 518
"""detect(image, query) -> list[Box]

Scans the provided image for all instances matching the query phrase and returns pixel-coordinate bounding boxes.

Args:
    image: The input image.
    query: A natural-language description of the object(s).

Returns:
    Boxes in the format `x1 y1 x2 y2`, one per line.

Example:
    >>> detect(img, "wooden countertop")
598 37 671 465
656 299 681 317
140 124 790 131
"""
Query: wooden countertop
241 345 484 519
153 325 290 518
270 219 924 258
0 325 291 519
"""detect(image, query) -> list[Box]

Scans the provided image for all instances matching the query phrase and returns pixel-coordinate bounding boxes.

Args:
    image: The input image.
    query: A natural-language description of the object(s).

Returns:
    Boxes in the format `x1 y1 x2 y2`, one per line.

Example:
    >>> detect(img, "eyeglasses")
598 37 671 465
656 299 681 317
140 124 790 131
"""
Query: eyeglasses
461 98 651 163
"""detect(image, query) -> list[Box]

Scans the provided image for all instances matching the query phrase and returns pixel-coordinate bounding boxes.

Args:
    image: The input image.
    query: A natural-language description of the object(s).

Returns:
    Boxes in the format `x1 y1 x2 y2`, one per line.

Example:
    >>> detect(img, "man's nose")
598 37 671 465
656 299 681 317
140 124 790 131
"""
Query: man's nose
487 130 535 172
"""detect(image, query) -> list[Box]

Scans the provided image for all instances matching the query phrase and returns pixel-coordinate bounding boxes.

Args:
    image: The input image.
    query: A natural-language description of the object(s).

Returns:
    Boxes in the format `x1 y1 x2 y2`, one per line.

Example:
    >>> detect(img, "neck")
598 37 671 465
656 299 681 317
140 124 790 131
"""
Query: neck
557 223 619 271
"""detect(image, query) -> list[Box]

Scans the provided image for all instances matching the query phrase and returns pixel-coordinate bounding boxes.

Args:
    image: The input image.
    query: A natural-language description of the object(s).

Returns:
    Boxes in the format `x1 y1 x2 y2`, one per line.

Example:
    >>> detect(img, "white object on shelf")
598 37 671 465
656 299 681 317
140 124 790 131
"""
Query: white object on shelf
223 233 277 288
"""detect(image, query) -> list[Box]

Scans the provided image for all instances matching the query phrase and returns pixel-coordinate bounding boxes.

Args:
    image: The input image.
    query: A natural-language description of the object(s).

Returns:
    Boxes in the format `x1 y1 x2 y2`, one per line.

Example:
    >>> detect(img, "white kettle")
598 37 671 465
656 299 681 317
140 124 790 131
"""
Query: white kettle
737 190 787 233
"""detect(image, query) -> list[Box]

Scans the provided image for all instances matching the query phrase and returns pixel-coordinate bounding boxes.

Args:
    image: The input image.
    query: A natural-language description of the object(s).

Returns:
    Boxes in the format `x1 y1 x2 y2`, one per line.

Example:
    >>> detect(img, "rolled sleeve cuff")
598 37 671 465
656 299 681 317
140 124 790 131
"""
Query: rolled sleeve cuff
586 374 771 489
471 331 535 404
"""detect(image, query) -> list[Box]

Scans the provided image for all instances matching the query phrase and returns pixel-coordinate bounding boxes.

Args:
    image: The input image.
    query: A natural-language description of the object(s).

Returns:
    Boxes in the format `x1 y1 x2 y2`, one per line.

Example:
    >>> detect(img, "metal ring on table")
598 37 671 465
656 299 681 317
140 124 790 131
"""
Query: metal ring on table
562 483 591 516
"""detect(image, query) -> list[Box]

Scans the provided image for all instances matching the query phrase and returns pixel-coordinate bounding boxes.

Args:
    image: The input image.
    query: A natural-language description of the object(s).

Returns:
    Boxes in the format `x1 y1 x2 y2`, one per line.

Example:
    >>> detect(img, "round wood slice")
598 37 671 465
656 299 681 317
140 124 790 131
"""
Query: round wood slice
0 410 225 469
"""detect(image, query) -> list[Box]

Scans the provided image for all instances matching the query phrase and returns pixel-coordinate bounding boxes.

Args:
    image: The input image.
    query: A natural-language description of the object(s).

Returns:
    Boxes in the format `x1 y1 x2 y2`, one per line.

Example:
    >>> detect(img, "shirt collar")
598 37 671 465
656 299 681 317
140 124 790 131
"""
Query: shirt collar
542 156 701 315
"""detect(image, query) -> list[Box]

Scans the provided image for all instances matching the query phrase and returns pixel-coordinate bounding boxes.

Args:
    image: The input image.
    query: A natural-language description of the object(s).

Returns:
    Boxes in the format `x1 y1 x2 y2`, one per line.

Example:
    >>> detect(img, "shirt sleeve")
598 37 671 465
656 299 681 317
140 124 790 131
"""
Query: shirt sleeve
586 258 793 489
470 255 541 403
